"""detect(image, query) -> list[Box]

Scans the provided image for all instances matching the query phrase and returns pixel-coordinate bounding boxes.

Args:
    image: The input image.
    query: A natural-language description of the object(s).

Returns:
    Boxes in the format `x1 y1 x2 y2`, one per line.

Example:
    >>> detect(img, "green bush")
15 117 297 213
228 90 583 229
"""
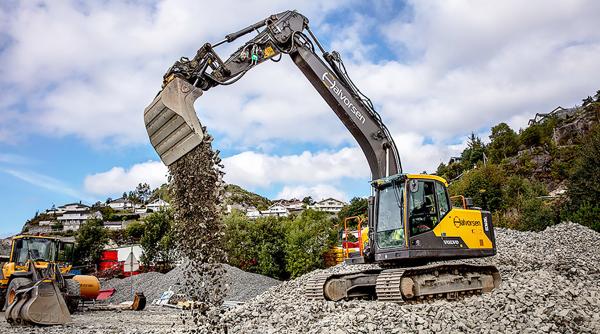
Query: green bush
224 213 287 279
125 221 145 241
284 210 337 278
449 164 505 212
338 197 368 222
570 202 600 232
140 210 175 269
74 218 109 265
224 209 337 280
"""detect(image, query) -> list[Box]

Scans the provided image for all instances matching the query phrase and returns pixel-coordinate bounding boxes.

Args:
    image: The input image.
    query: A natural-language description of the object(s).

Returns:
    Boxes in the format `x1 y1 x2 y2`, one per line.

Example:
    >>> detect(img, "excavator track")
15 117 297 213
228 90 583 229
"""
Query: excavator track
305 263 501 303
305 273 332 300
375 269 406 303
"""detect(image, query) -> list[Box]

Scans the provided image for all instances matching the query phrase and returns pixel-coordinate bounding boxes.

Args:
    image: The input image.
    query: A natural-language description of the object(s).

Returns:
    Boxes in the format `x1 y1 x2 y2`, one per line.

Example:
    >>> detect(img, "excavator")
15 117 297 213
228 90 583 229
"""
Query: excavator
144 10 501 303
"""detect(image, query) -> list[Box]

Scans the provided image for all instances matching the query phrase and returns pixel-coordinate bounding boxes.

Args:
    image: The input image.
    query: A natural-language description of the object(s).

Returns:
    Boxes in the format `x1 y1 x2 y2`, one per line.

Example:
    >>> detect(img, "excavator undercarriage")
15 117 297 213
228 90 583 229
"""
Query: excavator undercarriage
305 264 500 303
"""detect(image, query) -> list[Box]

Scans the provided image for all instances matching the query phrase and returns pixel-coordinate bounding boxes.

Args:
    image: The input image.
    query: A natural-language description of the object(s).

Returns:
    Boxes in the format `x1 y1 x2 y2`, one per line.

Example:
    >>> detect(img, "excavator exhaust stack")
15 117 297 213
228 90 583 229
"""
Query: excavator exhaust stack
5 279 71 326
144 77 205 166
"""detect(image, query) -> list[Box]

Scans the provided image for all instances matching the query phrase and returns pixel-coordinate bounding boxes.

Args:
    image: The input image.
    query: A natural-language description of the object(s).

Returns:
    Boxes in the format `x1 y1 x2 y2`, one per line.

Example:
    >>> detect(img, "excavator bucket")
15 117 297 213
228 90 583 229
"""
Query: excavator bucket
144 77 205 166
5 279 71 326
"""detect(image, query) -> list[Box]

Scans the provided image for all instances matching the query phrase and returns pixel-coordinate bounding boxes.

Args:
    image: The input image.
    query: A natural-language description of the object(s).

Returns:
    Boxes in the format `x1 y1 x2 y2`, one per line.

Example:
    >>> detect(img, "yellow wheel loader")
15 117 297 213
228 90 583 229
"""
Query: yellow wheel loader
144 10 501 303
0 235 100 325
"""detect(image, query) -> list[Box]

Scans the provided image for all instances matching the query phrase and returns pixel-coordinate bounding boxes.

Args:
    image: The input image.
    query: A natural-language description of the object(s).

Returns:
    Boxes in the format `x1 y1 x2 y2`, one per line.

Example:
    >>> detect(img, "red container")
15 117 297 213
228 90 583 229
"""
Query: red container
99 261 119 271
101 250 118 261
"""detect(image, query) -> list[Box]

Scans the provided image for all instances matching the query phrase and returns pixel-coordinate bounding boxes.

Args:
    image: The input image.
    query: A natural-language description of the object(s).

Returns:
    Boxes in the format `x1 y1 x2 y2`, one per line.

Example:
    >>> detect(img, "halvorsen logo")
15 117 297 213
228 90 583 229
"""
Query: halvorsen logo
453 216 482 228
322 72 366 124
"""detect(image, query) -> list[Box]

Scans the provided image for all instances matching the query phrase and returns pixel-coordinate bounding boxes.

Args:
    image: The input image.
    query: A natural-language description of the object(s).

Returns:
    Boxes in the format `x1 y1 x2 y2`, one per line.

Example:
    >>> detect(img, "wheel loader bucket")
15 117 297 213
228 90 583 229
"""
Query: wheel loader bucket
144 77 205 166
5 279 71 326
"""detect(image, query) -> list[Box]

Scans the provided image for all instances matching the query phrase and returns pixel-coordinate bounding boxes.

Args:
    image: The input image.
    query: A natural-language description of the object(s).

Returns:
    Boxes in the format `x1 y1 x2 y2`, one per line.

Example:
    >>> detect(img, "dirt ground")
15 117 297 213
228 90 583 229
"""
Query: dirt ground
0 307 186 334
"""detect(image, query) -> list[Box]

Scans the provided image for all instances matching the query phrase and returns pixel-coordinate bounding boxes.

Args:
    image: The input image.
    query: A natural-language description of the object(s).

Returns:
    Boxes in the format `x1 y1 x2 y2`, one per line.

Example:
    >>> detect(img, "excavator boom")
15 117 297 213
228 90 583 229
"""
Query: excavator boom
144 10 400 179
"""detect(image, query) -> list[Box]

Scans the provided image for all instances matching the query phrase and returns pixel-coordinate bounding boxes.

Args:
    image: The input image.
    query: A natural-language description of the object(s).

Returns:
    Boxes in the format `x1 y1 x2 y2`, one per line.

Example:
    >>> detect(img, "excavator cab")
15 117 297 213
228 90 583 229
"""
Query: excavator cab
365 174 498 265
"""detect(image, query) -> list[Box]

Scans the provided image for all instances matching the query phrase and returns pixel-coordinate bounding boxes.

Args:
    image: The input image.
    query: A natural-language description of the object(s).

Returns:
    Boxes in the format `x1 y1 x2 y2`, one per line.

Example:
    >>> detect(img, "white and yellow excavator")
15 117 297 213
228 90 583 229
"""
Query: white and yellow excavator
144 10 501 302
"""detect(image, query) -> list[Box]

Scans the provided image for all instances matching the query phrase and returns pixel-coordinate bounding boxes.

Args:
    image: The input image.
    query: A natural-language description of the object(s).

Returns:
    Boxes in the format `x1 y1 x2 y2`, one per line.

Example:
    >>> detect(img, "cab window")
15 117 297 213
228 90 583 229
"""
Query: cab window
376 183 405 248
435 181 450 218
408 180 438 235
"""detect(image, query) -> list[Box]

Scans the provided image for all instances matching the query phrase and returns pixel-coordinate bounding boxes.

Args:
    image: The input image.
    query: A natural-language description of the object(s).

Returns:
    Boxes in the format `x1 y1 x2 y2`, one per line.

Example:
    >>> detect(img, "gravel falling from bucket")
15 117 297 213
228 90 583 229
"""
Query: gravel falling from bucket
168 133 228 332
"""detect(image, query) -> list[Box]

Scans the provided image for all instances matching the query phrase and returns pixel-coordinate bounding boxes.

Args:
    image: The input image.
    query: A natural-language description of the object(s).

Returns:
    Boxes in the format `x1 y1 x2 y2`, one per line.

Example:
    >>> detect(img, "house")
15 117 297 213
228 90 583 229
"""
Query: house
58 202 90 212
312 198 347 213
226 203 247 214
261 204 289 217
103 221 123 231
272 199 305 212
147 198 170 212
108 198 135 210
60 211 103 231
245 207 261 219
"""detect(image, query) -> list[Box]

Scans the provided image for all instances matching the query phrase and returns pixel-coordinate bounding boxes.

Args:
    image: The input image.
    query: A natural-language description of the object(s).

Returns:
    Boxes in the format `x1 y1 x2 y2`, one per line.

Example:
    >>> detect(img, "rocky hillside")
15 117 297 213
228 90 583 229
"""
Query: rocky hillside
438 93 600 232
224 184 272 210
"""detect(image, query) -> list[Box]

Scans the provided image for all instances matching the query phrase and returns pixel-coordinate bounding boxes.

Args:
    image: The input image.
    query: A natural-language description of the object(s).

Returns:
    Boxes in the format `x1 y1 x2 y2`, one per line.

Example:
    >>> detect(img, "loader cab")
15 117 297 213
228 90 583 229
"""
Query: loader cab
5 236 74 275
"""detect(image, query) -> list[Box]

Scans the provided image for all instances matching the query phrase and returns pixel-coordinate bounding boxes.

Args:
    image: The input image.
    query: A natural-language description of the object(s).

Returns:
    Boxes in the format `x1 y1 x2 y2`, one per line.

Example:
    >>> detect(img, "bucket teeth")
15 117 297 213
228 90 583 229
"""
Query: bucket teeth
144 77 205 166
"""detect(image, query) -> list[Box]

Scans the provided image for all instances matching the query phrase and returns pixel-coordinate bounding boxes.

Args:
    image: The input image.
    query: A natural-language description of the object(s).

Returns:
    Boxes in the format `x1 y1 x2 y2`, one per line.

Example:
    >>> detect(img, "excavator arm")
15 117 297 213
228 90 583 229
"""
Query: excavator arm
144 10 401 180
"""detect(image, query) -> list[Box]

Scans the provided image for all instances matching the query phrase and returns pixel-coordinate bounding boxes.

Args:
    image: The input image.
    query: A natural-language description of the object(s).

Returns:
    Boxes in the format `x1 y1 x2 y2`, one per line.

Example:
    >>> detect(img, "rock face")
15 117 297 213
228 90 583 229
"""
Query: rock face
221 222 600 334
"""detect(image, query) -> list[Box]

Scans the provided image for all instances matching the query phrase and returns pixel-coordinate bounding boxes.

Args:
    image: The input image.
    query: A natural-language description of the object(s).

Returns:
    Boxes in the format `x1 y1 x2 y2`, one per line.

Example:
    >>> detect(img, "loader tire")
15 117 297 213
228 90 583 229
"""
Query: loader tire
65 279 80 313
4 277 32 311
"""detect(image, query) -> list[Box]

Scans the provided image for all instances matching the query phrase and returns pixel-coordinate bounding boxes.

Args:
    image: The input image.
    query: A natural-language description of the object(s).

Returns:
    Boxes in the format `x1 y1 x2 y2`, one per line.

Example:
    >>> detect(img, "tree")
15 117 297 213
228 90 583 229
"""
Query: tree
134 183 152 204
302 196 315 206
284 210 337 278
582 96 594 106
74 218 109 265
567 125 600 231
488 123 519 163
338 197 368 222
125 221 146 241
461 133 486 169
224 212 287 279
449 164 505 212
140 210 175 269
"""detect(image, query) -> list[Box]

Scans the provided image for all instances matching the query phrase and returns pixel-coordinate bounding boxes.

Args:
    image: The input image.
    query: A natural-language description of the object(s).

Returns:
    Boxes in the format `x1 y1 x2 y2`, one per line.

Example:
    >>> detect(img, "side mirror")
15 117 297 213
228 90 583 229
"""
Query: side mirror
465 197 474 208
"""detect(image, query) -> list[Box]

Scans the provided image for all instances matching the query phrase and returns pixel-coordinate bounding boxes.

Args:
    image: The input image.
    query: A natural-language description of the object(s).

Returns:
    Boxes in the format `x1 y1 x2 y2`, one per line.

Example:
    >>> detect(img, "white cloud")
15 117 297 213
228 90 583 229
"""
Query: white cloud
277 184 347 202
3 0 600 177
222 147 369 188
84 161 168 196
0 1 352 146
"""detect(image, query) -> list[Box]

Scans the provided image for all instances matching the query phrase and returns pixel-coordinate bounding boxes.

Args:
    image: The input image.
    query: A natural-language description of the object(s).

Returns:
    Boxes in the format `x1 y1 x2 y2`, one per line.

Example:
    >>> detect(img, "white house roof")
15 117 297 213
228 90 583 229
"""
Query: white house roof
109 197 132 204
315 198 347 205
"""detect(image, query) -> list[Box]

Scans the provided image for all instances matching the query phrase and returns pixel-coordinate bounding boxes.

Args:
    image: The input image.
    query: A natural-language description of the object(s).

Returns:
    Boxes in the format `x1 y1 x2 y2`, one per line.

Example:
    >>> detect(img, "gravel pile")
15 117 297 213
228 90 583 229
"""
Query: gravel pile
221 222 600 334
102 263 280 304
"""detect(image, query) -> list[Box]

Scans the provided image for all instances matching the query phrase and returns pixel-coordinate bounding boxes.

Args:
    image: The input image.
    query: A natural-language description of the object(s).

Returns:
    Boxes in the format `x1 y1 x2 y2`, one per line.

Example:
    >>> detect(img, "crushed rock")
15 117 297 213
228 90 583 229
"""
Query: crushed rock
101 263 280 304
222 222 600 334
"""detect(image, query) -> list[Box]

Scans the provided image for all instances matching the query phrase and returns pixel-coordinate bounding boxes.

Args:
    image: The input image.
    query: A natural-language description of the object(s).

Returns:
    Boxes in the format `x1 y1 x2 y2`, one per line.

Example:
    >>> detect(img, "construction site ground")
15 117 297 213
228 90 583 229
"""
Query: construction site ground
1 222 599 333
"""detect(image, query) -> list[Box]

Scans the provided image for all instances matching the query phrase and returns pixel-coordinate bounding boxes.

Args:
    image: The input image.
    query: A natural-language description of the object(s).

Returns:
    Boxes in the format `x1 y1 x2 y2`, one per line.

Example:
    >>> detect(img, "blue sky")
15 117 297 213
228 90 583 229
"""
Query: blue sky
1 0 600 235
